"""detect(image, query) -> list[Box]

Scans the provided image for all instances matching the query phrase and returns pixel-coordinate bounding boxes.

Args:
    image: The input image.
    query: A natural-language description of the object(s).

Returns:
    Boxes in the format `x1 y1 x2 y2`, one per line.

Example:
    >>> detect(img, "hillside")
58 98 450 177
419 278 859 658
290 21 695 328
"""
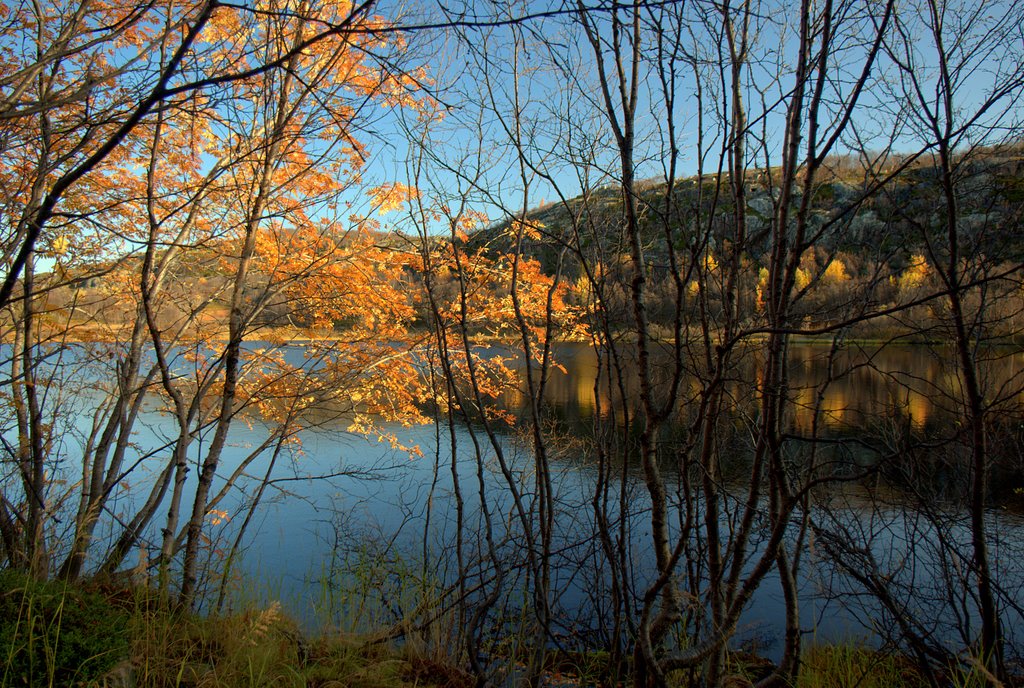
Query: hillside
466 146 1024 336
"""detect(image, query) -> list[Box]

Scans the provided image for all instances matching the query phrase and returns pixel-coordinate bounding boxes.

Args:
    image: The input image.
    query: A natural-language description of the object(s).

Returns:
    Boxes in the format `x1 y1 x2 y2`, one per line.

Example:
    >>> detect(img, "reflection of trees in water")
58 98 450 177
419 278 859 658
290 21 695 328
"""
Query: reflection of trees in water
811 482 1024 672
513 343 1024 506
485 340 1024 676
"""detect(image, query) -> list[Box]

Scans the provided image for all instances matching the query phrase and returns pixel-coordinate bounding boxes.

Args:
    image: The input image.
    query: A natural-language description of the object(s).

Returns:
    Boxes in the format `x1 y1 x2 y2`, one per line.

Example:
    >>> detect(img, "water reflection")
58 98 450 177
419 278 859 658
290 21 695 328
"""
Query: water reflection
111 339 1015 667
477 341 1024 661
502 342 1024 439
18 339 1018 663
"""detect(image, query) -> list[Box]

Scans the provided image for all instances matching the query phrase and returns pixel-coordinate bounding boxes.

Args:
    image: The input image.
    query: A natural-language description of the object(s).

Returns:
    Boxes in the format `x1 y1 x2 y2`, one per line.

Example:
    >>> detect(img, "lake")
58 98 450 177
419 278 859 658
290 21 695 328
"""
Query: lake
190 340 1024 661
9 339 1021 661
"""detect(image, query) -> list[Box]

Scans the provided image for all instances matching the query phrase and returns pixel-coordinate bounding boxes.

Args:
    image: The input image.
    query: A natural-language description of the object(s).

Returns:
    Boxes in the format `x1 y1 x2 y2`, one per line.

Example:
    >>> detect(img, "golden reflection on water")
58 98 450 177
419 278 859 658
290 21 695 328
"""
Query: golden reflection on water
575 374 595 416
505 343 1024 433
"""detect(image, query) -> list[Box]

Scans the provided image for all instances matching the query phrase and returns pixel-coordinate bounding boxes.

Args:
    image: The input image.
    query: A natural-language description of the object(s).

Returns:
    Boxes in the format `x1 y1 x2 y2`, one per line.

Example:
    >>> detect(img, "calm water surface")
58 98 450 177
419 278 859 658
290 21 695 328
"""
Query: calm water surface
212 342 1024 658
35 341 1018 657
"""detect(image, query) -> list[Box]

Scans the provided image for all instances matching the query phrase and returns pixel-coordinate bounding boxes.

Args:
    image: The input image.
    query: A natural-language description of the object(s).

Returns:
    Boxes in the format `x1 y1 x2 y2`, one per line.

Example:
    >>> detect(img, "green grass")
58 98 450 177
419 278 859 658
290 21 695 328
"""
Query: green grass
797 644 930 688
6 571 999 688
0 570 470 688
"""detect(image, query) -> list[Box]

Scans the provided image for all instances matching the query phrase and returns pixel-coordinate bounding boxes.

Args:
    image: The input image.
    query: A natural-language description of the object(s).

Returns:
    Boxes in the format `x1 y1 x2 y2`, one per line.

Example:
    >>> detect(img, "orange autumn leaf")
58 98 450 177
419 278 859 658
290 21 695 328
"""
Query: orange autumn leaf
369 183 421 215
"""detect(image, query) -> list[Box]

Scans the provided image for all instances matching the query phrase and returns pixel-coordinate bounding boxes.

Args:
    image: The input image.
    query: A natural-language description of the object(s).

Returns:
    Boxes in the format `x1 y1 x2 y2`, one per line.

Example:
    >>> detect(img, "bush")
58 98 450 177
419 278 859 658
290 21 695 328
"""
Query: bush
0 570 131 687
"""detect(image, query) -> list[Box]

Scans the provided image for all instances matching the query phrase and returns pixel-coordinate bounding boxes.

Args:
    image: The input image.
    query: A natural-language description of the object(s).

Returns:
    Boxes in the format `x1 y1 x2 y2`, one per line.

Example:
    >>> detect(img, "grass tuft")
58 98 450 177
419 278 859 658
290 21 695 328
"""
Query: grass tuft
798 644 930 688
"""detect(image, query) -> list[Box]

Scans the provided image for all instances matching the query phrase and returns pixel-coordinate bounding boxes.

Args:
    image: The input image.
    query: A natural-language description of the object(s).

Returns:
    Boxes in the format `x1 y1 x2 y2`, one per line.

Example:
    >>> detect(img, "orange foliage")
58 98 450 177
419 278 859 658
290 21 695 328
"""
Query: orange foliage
0 0 444 453
417 213 587 424
369 183 421 215
0 0 578 456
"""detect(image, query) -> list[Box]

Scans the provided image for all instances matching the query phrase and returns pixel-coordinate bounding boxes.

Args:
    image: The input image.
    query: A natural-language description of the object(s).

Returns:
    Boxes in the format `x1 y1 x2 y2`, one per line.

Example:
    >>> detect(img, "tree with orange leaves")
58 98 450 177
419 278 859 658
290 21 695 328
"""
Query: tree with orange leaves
0 0 429 308
0 0 440 605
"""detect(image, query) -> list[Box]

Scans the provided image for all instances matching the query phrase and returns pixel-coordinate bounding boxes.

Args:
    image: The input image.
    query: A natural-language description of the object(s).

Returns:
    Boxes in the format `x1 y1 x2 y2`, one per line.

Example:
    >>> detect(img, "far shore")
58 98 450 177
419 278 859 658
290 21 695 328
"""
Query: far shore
4 324 1023 350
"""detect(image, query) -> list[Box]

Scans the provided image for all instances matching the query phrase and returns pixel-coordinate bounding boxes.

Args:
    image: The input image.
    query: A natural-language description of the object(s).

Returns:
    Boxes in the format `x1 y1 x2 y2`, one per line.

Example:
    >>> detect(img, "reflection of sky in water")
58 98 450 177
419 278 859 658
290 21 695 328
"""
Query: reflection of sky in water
234 411 1023 659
